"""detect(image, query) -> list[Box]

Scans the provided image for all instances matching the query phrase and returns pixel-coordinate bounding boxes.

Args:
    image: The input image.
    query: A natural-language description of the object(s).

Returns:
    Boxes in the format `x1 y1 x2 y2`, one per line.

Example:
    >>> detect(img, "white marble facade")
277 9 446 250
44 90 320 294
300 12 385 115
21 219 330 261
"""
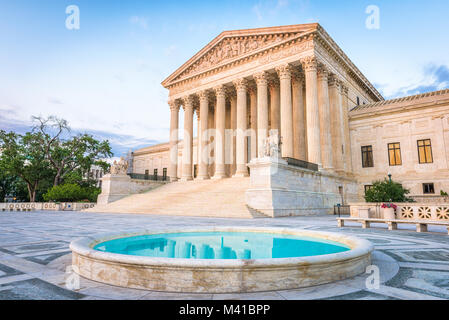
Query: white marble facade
131 23 449 201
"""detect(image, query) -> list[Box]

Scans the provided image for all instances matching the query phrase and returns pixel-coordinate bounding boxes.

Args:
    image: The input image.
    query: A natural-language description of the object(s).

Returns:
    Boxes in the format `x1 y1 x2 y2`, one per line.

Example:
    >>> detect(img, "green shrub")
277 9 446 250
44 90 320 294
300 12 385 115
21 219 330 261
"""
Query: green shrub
365 179 413 203
43 184 100 202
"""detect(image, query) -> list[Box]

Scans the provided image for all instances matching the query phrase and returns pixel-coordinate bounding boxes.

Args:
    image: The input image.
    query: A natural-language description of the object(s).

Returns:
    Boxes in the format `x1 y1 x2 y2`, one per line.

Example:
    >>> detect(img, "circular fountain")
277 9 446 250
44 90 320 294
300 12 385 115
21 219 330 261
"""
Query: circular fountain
70 227 373 293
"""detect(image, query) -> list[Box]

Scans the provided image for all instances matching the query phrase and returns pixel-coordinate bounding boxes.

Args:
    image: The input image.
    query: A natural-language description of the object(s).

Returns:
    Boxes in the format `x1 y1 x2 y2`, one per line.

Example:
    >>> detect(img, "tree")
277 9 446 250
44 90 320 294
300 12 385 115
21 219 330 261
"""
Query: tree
43 183 100 203
32 116 112 186
364 179 413 203
0 130 54 202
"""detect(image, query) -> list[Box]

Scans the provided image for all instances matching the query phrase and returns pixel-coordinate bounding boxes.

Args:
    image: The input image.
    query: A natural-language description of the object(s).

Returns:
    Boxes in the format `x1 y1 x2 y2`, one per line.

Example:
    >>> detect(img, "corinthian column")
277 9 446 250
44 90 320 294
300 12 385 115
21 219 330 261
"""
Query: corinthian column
197 90 209 180
230 92 237 176
233 78 249 177
341 84 353 174
292 70 306 160
276 64 294 158
181 96 194 181
254 72 269 158
317 65 333 170
328 75 344 172
249 86 258 161
212 85 227 179
168 100 179 182
301 56 321 167
268 75 280 133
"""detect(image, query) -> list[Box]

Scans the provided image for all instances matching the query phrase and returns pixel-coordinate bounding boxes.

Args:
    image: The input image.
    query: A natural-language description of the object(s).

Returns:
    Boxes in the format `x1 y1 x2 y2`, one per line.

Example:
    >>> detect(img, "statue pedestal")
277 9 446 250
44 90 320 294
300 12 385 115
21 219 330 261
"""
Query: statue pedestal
97 174 132 205
246 157 360 217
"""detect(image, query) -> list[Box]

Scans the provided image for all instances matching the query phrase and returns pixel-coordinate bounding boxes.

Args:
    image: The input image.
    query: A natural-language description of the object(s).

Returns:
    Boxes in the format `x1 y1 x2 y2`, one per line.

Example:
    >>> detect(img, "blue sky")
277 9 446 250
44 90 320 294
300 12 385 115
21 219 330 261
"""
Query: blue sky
1 0 448 157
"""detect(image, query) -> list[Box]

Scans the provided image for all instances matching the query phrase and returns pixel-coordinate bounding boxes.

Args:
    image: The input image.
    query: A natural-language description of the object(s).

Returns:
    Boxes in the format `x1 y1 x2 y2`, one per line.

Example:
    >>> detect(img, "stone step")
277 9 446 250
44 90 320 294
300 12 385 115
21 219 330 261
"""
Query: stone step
86 177 260 218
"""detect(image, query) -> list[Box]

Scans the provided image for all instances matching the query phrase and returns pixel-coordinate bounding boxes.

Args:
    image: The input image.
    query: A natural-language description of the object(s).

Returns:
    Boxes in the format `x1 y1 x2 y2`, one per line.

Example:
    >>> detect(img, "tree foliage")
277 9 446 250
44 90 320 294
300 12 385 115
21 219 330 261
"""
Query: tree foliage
43 184 101 203
364 179 413 203
32 116 112 186
0 115 112 202
0 130 54 202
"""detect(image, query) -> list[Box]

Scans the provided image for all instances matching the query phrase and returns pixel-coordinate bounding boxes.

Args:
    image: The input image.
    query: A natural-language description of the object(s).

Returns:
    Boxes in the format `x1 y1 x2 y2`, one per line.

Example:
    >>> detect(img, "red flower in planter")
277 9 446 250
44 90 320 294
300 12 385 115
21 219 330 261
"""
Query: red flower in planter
381 203 397 210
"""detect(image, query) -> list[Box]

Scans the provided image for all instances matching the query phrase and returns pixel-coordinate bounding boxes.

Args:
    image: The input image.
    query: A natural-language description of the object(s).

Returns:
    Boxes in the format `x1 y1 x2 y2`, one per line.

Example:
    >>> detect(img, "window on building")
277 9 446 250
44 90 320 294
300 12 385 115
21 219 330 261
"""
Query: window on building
418 139 433 164
193 165 198 178
357 97 360 105
423 183 435 194
145 170 149 176
388 143 402 166
364 185 373 194
163 168 167 181
361 146 374 168
154 169 158 177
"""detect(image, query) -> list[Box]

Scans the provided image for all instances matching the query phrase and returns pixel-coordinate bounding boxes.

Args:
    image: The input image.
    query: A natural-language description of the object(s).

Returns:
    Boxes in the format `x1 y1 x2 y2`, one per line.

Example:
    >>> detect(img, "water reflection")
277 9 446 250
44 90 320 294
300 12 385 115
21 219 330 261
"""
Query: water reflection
96 232 350 260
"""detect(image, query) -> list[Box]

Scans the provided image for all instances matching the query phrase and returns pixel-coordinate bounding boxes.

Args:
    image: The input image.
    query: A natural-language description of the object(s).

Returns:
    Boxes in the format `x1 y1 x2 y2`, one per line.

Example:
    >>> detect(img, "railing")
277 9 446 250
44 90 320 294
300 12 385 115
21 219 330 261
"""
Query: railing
128 173 169 182
284 157 319 171
0 202 96 212
334 205 350 216
349 202 449 222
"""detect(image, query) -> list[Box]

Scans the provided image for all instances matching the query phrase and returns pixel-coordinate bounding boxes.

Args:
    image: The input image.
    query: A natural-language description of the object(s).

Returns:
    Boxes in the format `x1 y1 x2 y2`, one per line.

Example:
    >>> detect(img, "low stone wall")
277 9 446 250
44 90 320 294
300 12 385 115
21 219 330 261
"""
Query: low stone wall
246 157 362 217
0 202 96 212
349 202 449 222
97 174 167 205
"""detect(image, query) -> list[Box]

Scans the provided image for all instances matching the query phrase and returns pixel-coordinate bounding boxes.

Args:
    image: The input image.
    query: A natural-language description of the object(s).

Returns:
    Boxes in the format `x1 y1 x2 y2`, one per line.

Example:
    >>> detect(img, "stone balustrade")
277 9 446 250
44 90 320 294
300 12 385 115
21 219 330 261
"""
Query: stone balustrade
349 202 449 222
0 202 96 212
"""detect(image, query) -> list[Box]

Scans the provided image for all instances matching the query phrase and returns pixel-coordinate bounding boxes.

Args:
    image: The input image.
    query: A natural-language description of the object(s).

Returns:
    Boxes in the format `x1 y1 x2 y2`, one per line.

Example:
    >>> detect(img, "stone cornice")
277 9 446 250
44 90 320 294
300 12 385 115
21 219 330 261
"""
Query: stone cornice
349 89 449 120
314 25 383 101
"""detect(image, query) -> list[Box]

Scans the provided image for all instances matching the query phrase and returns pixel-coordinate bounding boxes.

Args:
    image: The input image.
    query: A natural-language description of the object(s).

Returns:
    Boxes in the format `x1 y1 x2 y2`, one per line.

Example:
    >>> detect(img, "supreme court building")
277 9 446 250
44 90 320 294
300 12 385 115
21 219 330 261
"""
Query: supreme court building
131 23 449 205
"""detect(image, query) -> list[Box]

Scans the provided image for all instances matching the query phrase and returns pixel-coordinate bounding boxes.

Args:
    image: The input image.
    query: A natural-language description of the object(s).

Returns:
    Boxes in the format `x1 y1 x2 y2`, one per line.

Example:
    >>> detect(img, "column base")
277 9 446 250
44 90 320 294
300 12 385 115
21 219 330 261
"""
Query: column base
233 171 249 178
180 176 194 182
195 175 210 181
211 173 227 180
169 177 179 182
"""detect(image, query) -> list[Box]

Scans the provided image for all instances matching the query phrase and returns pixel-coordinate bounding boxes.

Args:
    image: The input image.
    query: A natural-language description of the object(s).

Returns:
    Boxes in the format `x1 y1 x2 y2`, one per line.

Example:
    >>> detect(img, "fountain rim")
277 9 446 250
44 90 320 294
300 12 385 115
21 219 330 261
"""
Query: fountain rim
70 226 374 269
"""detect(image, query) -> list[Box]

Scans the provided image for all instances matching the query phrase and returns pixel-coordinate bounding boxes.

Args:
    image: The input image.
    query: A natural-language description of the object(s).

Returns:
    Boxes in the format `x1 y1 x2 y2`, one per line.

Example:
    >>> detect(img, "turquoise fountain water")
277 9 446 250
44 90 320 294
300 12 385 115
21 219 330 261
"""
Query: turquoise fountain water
94 231 350 260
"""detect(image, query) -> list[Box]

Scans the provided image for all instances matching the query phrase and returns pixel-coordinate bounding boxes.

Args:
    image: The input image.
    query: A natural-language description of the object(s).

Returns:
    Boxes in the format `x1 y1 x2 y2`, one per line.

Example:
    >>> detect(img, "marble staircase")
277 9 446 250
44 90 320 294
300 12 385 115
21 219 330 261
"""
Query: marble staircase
85 177 266 218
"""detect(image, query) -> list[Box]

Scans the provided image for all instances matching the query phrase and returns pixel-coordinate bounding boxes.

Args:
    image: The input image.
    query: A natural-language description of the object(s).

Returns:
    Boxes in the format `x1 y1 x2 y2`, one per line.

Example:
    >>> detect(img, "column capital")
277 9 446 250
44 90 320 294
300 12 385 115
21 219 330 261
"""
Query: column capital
226 86 237 98
267 74 280 89
233 78 248 92
168 99 180 111
328 74 341 88
214 85 226 98
340 83 349 96
291 68 304 82
253 71 269 86
300 56 318 72
198 90 210 102
317 64 329 81
247 82 257 96
275 64 293 80
182 96 195 111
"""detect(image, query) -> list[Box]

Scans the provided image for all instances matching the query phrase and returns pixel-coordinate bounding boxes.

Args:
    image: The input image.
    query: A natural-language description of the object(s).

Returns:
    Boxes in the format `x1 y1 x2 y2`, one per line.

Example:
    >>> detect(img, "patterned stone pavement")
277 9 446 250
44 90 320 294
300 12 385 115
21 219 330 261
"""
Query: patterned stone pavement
0 211 448 300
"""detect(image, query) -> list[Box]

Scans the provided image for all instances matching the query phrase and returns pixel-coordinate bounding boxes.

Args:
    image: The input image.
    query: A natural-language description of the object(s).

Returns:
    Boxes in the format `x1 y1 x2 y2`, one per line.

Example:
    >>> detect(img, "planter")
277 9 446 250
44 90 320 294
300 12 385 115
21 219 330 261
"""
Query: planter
382 208 396 220
358 208 371 218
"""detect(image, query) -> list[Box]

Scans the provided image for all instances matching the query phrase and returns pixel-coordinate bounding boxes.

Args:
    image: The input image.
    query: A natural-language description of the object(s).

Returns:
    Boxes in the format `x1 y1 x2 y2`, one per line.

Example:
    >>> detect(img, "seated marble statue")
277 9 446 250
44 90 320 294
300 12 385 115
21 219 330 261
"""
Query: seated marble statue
264 130 282 158
110 157 129 175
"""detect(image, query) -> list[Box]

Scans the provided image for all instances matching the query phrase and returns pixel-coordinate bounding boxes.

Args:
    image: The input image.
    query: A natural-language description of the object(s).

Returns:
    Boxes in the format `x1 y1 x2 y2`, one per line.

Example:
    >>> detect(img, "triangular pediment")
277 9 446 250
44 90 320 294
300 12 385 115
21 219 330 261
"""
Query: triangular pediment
162 23 319 87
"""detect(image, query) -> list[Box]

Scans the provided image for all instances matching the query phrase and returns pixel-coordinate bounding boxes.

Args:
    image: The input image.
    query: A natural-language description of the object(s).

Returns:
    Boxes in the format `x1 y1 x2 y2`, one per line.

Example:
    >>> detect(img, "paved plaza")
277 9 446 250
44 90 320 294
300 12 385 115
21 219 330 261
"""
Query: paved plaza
0 211 448 300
